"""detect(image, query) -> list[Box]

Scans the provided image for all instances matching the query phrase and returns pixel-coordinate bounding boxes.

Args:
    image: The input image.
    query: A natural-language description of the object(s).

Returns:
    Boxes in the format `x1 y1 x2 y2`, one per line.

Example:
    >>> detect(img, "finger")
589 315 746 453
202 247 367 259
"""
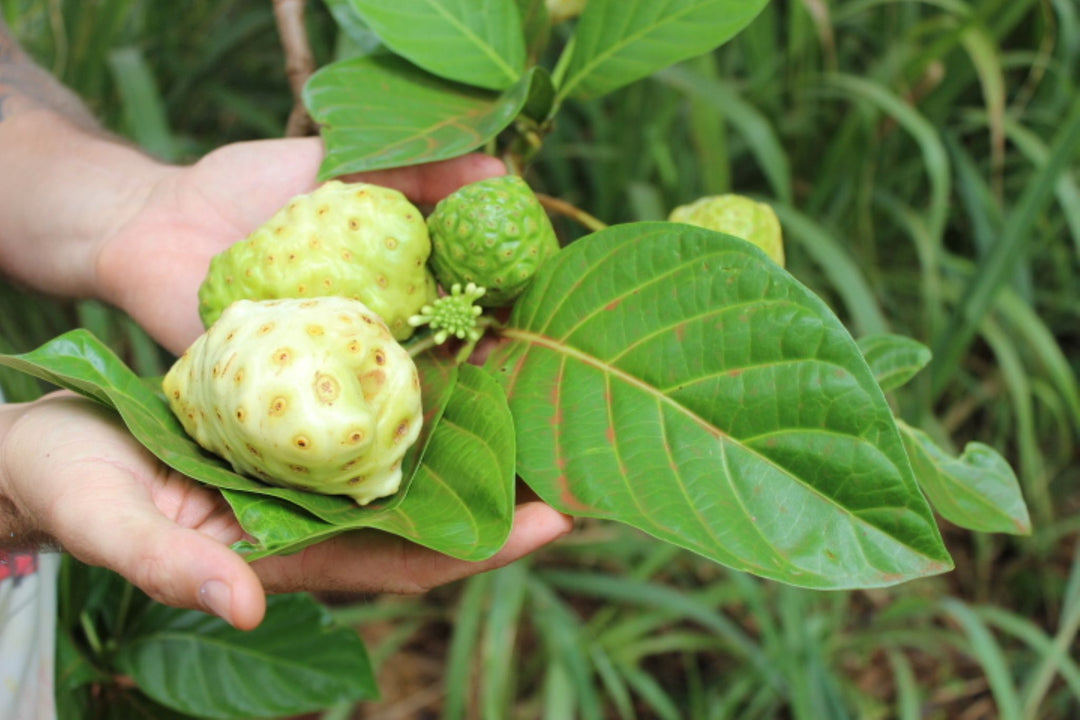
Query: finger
253 501 573 596
344 153 507 205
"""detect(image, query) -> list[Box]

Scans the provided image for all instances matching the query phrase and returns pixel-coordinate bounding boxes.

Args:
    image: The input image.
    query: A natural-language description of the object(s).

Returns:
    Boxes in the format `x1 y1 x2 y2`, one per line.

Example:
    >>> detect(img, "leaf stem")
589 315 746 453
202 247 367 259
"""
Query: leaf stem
536 193 607 233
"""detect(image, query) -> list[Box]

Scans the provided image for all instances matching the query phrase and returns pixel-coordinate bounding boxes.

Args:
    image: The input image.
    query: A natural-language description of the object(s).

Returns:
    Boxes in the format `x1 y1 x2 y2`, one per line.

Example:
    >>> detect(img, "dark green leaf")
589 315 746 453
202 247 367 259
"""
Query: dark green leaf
305 55 545 178
116 594 376 719
857 333 932 393
346 0 525 90
487 222 952 589
231 363 516 561
558 0 771 101
900 422 1031 535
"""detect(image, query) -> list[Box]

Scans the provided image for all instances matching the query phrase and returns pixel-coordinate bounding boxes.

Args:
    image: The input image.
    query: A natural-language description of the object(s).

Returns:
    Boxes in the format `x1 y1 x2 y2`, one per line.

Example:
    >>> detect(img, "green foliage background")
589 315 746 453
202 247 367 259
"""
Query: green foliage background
2 0 1078 717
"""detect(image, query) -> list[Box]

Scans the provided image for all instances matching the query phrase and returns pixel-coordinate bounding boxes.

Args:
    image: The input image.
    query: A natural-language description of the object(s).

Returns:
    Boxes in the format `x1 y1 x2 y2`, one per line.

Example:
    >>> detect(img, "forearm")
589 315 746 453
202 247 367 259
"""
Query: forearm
0 21 168 299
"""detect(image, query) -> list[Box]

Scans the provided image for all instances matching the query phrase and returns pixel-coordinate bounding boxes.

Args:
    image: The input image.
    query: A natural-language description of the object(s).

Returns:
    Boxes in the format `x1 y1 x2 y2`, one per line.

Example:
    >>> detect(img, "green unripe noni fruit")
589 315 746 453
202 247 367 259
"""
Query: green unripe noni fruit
426 175 559 307
164 296 423 506
668 194 785 267
198 181 438 340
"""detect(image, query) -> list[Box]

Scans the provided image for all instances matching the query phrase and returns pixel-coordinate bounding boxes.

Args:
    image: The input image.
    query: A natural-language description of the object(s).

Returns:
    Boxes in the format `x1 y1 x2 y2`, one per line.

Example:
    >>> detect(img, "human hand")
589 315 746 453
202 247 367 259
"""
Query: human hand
0 392 572 630
93 137 506 355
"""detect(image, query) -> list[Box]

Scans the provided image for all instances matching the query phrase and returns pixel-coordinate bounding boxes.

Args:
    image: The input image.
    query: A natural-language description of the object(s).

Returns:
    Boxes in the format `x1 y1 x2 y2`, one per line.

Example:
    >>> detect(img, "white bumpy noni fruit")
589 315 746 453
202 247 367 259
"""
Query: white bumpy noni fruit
163 296 423 505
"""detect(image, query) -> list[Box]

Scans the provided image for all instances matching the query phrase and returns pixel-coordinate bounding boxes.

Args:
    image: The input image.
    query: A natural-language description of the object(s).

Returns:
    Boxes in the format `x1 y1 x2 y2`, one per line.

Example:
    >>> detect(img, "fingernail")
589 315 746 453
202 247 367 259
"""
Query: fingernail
199 580 234 625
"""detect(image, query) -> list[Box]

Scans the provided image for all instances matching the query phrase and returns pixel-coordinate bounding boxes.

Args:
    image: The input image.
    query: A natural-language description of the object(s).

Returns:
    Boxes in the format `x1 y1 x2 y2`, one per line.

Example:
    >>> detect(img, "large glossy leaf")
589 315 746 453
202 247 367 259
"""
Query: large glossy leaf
899 422 1031 535
116 593 376 719
231 363 517 561
0 332 512 560
857 333 933 393
346 0 525 90
305 54 549 178
486 222 953 589
557 0 771 101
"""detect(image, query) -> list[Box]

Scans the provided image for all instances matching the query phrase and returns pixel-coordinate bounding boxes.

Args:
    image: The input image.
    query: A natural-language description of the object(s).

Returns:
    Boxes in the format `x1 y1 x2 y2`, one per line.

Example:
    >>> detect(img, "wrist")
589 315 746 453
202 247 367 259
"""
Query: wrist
0 401 53 550
0 109 171 299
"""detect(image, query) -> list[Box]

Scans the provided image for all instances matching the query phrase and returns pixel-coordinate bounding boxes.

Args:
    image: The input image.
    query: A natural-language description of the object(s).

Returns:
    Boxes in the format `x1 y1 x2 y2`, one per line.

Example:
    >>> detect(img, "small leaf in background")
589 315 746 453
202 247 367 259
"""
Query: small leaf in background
557 0 771 101
345 0 526 90
230 363 516 562
857 333 933 393
899 421 1031 535
116 593 377 719
488 222 953 589
305 55 545 178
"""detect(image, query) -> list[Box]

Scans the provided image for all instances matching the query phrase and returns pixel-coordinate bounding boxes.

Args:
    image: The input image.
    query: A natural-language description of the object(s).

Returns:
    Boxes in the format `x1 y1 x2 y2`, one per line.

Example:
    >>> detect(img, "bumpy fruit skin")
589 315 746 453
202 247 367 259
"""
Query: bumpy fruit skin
546 0 587 23
198 181 438 340
164 296 423 506
668 194 785 267
427 175 559 307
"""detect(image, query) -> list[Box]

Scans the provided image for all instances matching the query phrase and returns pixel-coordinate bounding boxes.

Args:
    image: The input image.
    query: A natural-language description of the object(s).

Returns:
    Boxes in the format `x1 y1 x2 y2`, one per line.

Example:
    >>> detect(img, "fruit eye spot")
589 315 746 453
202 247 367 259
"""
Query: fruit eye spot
347 475 366 486
342 250 353 261
288 464 309 474
345 430 365 444
307 324 325 336
269 397 288 416
347 340 362 353
246 443 262 458
294 435 310 449
272 348 292 366
385 236 398 250
317 205 330 216
374 349 386 365
322 278 334 289
234 369 244 383
348 218 361 231
236 408 246 422
296 283 308 294
314 372 341 403
394 420 410 441
226 331 236 341
309 237 322 249
258 323 275 335
265 254 276 264
376 274 389 288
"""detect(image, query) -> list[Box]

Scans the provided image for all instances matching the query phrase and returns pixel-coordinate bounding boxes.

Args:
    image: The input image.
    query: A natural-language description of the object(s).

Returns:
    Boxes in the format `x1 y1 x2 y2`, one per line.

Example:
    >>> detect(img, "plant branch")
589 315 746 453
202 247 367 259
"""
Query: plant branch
535 193 607 233
272 0 316 137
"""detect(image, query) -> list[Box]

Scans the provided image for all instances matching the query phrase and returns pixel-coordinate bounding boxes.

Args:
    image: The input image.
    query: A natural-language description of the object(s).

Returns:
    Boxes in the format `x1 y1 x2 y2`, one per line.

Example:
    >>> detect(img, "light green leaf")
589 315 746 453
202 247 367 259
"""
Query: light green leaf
900 421 1031 535
487 222 953 589
117 594 376 719
857 333 932 393
305 54 549 178
346 0 525 90
558 0 771 101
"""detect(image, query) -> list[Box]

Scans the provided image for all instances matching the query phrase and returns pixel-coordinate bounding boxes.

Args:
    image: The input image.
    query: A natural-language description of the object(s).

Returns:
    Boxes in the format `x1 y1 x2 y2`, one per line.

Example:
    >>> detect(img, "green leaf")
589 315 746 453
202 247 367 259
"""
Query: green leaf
857 333 932 393
487 222 952 589
232 363 517 561
0 332 511 560
345 0 525 90
899 422 1031 536
557 0 771 101
0 330 448 524
305 54 549 178
116 594 376 719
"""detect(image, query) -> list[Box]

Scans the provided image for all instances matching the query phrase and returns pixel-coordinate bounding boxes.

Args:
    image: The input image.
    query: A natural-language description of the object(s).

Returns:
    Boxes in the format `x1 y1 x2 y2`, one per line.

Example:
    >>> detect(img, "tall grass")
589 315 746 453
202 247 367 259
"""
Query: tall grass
5 0 1078 717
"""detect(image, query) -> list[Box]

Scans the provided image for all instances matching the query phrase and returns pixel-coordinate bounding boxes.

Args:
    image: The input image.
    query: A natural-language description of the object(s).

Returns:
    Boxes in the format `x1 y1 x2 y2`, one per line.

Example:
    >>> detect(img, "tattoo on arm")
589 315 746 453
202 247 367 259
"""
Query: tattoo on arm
0 19 99 127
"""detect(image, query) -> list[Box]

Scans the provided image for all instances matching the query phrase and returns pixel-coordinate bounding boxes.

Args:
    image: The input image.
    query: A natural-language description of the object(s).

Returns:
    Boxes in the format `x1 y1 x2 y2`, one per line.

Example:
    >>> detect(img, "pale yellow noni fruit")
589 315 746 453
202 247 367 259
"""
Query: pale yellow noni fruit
668 194 786 267
164 296 423 505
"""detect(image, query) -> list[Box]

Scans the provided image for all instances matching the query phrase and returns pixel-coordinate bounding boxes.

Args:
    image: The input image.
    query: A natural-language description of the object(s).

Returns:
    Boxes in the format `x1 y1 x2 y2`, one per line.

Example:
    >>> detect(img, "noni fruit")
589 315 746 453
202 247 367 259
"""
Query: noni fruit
546 0 587 23
668 194 785 267
426 175 559 307
163 296 424 506
198 180 438 340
